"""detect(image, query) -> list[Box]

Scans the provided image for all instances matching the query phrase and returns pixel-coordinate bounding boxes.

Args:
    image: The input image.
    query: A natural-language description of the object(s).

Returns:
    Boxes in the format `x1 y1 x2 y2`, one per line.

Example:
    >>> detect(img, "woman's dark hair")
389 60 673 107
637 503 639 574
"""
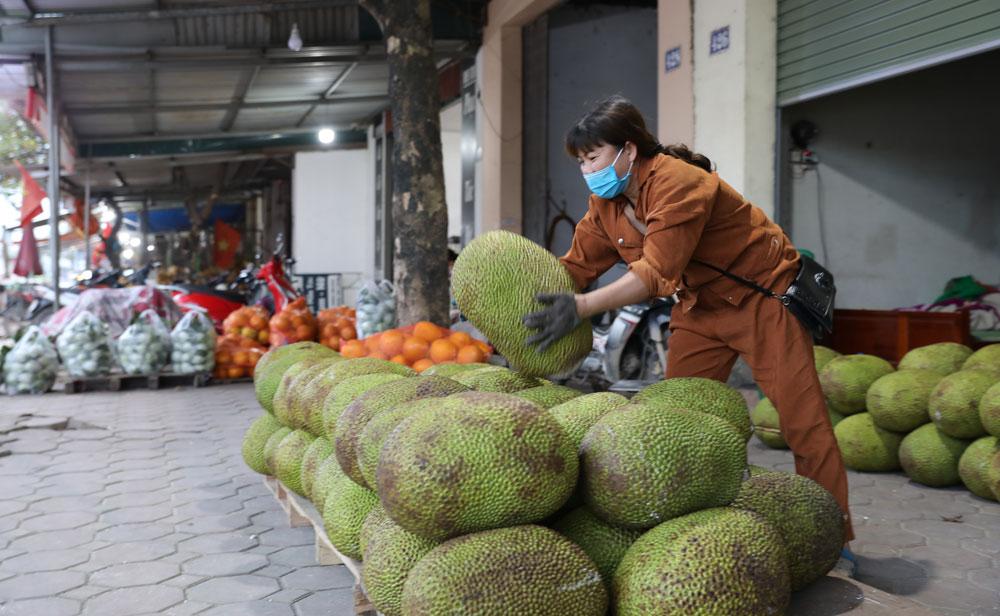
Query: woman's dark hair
564 95 713 173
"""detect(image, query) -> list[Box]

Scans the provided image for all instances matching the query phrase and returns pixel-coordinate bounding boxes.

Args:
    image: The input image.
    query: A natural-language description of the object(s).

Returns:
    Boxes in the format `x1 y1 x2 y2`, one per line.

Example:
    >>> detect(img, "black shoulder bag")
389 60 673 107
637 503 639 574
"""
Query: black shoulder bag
692 256 836 338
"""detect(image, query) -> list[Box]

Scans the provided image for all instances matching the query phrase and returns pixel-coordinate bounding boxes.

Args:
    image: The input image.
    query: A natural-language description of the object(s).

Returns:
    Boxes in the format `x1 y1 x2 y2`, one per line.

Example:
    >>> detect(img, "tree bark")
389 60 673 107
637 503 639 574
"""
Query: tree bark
360 0 450 327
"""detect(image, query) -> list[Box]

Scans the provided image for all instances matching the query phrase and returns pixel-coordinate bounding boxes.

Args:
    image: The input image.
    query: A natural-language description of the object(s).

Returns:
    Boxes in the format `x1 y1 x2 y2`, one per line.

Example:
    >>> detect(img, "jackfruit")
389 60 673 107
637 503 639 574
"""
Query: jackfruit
548 392 630 447
254 342 339 413
310 455 344 513
241 414 285 474
262 426 292 475
377 391 577 541
748 464 773 477
451 230 592 377
751 398 786 449
335 376 468 487
299 437 333 501
362 511 439 616
898 342 973 374
320 372 408 441
986 449 1000 500
322 473 379 560
288 363 351 435
963 344 1000 372
359 504 390 557
730 470 844 590
958 435 999 501
867 369 943 432
898 423 969 487
273 429 315 496
819 354 894 414
550 507 641 587
828 407 846 427
814 345 841 371
834 413 903 471
928 369 998 438
614 508 789 616
272 357 340 427
978 382 1000 437
632 377 752 441
401 525 607 616
581 405 746 529
355 398 442 490
451 365 541 392
419 362 492 377
512 383 582 408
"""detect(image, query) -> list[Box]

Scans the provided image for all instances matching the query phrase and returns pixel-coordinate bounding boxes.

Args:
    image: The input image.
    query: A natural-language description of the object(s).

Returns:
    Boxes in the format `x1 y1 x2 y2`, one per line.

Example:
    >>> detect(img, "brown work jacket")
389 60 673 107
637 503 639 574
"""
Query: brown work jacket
559 153 800 314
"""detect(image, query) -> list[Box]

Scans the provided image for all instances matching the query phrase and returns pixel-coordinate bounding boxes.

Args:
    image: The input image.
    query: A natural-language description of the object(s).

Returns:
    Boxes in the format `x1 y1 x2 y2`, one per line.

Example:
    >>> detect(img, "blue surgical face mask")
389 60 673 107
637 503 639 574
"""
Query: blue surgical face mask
583 148 633 199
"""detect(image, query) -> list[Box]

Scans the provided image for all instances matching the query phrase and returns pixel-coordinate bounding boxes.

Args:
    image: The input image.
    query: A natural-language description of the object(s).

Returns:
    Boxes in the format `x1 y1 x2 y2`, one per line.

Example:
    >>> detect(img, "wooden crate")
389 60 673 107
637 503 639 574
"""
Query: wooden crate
818 308 977 364
64 371 210 394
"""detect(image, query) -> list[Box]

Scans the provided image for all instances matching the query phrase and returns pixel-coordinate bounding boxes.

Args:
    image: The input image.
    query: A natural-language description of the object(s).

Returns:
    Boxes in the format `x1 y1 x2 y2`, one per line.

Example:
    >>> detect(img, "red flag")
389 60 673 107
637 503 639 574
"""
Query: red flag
13 222 43 277
213 219 241 269
13 160 46 226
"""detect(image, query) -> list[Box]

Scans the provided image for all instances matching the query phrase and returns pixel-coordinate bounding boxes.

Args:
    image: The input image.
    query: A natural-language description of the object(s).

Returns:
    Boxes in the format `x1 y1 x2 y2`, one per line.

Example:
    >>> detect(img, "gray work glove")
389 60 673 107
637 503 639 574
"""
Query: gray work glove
522 293 581 353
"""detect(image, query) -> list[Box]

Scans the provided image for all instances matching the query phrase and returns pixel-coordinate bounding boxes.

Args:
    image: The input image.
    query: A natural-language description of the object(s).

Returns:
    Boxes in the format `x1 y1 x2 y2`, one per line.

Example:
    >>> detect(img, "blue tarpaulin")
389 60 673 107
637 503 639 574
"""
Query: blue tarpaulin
123 203 245 233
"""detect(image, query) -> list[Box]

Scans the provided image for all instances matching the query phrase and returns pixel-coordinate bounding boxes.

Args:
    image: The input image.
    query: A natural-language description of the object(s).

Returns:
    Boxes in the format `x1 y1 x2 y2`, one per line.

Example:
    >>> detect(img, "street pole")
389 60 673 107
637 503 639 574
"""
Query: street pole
83 164 91 272
45 25 61 307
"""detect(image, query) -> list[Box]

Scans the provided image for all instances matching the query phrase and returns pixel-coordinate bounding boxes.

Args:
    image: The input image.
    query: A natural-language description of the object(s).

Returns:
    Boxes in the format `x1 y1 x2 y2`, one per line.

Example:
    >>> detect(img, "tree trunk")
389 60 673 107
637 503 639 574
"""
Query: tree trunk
360 0 450 327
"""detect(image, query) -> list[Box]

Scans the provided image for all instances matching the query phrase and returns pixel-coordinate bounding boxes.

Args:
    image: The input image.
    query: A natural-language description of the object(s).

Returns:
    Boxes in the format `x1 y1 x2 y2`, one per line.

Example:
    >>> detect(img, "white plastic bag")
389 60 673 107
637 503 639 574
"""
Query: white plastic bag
117 309 172 375
3 326 59 394
56 311 114 378
170 311 216 374
355 279 397 339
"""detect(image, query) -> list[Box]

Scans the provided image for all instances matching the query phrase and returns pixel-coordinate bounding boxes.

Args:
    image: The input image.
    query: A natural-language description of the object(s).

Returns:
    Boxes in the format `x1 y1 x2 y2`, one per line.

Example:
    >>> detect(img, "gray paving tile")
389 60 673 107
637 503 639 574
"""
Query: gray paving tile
181 553 269 576
61 584 112 601
0 596 81 615
94 522 175 543
0 499 28 516
267 546 316 568
81 585 185 616
292 589 355 616
199 600 295 616
89 541 176 565
186 575 281 603
177 532 258 555
265 589 311 603
19 511 98 532
9 528 96 551
100 505 173 525
254 564 295 579
101 490 173 509
90 561 180 587
162 573 203 588
175 498 246 519
32 494 106 514
256 527 314 547
0 570 86 599
0 548 90 573
281 565 354 591
161 599 213 616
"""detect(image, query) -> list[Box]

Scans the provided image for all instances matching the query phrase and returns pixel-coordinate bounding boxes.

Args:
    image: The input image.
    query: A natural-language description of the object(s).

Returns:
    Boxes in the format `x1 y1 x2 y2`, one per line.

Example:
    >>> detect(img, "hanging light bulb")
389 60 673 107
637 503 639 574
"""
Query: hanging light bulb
317 127 336 145
287 23 303 52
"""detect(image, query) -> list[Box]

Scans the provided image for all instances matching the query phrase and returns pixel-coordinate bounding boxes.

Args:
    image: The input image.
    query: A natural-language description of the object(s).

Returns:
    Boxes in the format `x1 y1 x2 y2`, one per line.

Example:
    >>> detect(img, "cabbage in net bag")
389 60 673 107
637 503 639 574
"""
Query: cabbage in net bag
3 326 59 394
171 311 217 374
57 311 114 378
355 279 397 339
117 309 172 375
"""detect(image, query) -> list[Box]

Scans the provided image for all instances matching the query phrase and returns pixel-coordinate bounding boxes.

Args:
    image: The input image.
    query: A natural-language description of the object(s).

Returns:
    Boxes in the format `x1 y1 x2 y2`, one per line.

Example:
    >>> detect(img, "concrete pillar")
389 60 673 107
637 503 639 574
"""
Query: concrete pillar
657 0 694 147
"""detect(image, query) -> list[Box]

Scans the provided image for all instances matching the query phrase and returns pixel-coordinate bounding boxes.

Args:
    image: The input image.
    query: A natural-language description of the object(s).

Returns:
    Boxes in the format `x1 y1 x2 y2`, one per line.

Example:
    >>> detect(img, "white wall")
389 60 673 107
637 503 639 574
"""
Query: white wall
440 100 463 240
783 50 1000 309
292 149 373 296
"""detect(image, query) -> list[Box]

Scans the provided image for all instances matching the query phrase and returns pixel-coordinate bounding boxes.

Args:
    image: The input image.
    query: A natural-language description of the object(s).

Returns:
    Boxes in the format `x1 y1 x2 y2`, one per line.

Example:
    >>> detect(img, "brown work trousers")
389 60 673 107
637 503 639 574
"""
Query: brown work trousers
666 287 855 542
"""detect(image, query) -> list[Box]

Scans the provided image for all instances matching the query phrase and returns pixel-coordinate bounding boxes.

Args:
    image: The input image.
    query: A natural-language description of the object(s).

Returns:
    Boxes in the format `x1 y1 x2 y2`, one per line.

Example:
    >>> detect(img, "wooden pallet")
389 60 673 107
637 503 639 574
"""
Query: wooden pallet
63 371 211 394
263 476 377 615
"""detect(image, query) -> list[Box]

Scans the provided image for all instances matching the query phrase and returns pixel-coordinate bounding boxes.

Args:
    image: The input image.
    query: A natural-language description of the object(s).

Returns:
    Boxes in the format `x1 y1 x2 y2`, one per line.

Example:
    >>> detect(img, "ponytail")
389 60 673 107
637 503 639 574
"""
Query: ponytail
656 143 713 173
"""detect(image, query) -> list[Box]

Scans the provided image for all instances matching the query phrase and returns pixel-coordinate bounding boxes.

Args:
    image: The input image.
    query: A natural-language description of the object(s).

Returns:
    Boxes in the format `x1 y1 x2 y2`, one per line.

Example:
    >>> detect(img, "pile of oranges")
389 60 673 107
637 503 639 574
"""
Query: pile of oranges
222 306 271 346
317 306 358 351
269 297 318 347
340 321 492 372
212 333 266 380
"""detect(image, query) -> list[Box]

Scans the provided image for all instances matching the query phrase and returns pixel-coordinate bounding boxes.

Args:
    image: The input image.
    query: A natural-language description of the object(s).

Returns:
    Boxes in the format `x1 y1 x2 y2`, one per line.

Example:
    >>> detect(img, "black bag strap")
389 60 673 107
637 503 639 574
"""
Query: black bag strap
690 258 785 302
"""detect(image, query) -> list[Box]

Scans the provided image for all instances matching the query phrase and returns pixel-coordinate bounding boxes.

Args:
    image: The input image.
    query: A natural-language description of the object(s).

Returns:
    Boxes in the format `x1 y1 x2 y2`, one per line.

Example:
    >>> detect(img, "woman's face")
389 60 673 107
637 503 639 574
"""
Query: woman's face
577 142 635 177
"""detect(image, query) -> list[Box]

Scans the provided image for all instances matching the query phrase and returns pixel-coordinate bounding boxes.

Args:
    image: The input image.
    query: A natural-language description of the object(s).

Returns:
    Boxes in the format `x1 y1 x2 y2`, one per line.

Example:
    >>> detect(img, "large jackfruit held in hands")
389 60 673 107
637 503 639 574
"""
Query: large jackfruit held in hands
866 369 943 433
377 391 578 541
898 342 973 375
451 230 592 376
633 377 752 442
401 525 607 616
819 354 894 414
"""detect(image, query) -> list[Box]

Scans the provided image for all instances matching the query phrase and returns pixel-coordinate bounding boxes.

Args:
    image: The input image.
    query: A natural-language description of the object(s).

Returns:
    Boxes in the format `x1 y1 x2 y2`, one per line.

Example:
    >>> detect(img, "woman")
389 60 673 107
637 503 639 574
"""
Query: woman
523 96 855 554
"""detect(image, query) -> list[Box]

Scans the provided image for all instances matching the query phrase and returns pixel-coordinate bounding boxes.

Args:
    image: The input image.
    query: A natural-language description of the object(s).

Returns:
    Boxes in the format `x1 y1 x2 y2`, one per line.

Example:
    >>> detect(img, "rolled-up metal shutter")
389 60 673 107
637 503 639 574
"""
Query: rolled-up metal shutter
777 0 1000 105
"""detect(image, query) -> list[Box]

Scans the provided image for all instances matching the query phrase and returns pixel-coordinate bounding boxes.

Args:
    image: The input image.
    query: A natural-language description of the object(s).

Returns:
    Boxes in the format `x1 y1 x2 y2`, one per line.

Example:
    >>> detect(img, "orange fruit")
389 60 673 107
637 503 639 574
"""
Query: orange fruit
229 312 248 328
295 324 315 340
449 331 473 347
369 350 390 360
379 330 406 357
249 315 268 330
215 351 232 365
413 321 444 343
341 339 367 359
390 354 408 366
325 336 341 351
364 334 382 352
334 317 349 330
412 358 434 372
239 337 259 349
457 344 486 364
340 326 357 341
322 323 338 338
290 315 305 328
272 315 291 331
429 339 458 364
402 337 429 363
233 351 249 366
475 340 492 355
257 330 270 344
227 366 245 379
240 326 257 339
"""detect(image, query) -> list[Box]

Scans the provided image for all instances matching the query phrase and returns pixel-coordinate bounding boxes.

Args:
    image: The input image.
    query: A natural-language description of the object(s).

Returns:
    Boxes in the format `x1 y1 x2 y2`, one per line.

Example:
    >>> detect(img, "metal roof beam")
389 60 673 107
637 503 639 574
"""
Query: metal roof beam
21 1 359 27
66 93 387 116
296 61 358 127
219 65 260 132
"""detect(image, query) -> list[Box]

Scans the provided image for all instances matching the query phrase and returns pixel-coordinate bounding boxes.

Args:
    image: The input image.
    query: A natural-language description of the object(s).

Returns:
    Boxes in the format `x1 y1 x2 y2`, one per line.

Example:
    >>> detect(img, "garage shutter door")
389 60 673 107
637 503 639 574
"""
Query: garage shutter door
777 0 1000 105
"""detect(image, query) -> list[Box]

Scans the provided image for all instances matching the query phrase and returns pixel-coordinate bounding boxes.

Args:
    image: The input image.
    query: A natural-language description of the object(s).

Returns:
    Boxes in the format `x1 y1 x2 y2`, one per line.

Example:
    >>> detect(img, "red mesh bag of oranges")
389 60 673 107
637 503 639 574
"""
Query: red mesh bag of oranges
348 321 492 372
213 334 266 380
222 306 271 346
269 297 318 347
317 306 357 351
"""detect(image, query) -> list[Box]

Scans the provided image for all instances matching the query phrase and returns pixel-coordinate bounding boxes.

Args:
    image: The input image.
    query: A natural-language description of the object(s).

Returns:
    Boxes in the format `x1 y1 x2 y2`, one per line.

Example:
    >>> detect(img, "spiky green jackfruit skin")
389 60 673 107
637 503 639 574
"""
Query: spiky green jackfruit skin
335 376 469 487
828 407 846 427
322 473 379 560
290 364 354 435
356 398 442 491
548 392 630 448
361 511 439 616
321 372 407 441
981 382 1000 438
262 427 292 475
819 354 895 414
310 455 344 514
359 504 390 557
272 357 340 427
987 449 1000 500
928 369 998 438
254 342 340 413
963 344 1000 372
866 369 944 433
958 436 1000 501
898 423 970 487
377 391 578 541
730 470 844 591
299 437 333 501
273 429 315 496
814 345 841 372
419 362 492 377
834 413 903 471
747 464 773 477
899 342 973 375
632 377 752 441
614 508 790 616
451 230 592 377
550 507 641 587
751 398 787 449
241 414 285 474
401 525 607 616
451 366 542 392
511 384 583 409
581 406 746 529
